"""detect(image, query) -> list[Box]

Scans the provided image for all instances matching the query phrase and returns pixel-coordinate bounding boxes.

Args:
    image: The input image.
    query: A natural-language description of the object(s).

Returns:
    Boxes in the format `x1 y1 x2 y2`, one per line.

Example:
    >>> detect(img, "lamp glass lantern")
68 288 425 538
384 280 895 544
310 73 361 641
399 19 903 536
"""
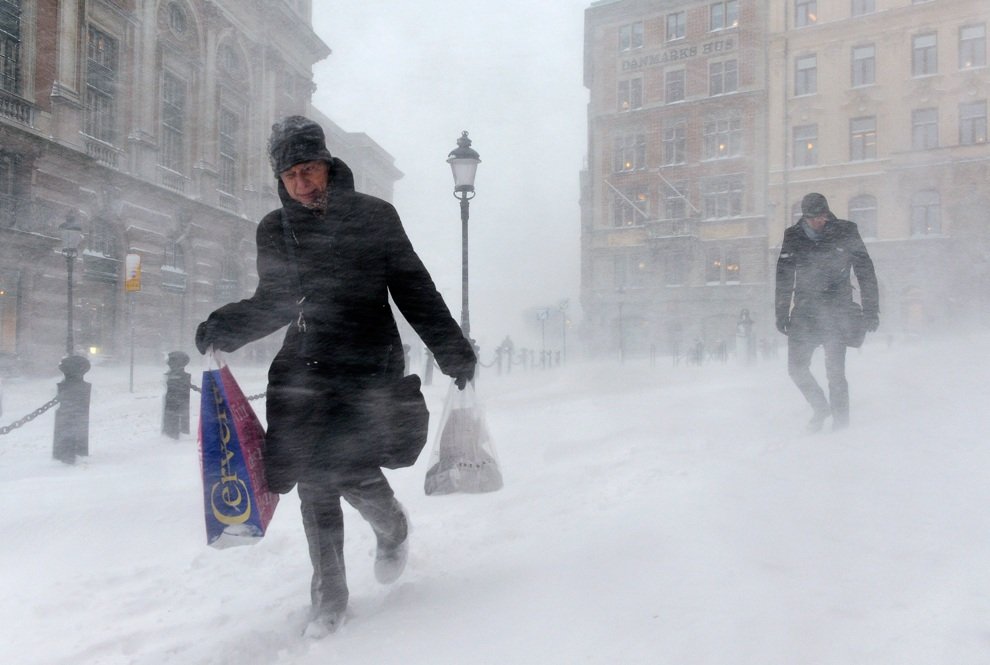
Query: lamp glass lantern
447 131 481 194
59 214 84 257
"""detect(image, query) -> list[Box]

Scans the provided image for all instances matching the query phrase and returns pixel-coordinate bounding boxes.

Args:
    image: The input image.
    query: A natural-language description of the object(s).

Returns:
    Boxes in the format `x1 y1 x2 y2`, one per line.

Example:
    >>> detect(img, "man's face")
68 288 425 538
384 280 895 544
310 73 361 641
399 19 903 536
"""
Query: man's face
807 213 828 232
281 160 329 207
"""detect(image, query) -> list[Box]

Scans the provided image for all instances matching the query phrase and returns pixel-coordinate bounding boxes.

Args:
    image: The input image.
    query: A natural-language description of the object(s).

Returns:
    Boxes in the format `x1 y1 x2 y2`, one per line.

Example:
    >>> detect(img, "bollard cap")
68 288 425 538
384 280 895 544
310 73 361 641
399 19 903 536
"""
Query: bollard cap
167 351 191 370
59 354 91 379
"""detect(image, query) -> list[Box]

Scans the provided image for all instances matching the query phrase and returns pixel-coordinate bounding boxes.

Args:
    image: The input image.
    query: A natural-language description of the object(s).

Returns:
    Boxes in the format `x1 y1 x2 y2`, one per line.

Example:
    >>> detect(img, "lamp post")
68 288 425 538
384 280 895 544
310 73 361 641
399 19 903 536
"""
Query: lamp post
59 213 84 356
447 131 481 336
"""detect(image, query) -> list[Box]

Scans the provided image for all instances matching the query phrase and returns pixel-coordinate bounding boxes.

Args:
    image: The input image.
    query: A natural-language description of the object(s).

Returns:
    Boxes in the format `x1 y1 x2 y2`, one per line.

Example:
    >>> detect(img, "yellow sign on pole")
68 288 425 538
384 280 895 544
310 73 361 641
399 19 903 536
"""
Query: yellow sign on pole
125 253 141 292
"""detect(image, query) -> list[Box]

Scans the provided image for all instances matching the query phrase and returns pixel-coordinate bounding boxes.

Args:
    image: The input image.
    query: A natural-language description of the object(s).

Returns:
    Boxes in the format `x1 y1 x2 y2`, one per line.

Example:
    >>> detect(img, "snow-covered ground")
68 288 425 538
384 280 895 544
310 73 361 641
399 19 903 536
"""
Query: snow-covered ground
2 333 989 665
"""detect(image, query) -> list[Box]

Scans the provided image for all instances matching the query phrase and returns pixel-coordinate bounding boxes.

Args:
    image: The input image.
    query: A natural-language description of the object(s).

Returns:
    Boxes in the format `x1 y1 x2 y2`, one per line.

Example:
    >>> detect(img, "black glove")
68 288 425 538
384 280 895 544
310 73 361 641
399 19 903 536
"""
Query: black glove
454 363 475 391
195 319 218 355
864 313 879 333
776 316 789 335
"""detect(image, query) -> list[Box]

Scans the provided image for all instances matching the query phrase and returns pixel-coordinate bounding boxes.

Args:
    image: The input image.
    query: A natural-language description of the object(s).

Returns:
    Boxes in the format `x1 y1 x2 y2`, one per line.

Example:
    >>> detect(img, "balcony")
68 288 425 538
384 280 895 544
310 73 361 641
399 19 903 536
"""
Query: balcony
158 166 189 194
0 89 34 126
217 191 239 214
83 135 121 169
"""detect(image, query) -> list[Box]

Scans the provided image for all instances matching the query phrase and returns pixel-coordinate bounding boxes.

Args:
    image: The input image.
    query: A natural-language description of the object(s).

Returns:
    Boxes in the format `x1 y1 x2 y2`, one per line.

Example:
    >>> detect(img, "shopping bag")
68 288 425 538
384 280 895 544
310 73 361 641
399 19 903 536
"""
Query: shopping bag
424 381 503 495
198 364 278 548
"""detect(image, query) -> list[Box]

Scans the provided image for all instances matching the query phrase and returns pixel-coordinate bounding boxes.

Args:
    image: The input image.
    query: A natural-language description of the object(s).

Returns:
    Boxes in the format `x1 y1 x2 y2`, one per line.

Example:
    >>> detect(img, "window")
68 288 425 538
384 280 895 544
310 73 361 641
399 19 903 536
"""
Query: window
218 107 239 195
911 108 938 150
612 188 649 227
851 0 875 16
664 181 688 219
703 115 742 159
702 176 743 219
912 33 937 76
795 54 817 96
910 190 940 235
666 12 686 41
960 101 987 145
710 1 739 31
852 45 875 87
850 116 877 161
960 24 986 69
218 257 241 302
613 134 646 172
849 195 877 238
164 239 185 272
706 247 722 283
618 78 643 111
160 73 186 173
665 69 685 103
0 0 21 94
619 22 644 51
167 2 187 35
710 59 738 95
793 124 818 167
88 220 118 258
724 249 740 283
795 0 817 28
85 26 118 144
0 150 16 226
663 120 686 165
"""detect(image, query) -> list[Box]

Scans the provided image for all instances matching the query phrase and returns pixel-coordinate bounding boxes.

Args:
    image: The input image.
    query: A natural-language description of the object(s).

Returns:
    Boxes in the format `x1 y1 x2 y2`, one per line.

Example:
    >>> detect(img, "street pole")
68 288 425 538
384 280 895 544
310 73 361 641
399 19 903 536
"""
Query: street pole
65 252 75 355
459 194 470 335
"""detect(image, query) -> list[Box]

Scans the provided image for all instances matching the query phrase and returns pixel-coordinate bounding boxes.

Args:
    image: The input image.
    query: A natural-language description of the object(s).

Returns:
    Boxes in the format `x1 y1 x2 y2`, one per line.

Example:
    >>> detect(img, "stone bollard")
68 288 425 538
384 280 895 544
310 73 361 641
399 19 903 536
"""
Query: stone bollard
162 351 191 439
53 354 92 464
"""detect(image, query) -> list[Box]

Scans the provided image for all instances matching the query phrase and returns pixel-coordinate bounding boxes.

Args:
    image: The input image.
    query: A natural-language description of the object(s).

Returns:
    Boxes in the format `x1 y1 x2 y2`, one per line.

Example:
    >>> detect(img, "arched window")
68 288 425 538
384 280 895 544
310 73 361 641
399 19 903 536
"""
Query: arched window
910 190 941 235
848 194 877 238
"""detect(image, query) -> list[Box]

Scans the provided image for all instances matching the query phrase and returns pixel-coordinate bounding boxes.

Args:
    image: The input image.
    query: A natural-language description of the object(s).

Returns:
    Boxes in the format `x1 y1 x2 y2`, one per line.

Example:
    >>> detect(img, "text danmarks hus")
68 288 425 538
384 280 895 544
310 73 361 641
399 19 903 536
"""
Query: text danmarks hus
621 38 735 71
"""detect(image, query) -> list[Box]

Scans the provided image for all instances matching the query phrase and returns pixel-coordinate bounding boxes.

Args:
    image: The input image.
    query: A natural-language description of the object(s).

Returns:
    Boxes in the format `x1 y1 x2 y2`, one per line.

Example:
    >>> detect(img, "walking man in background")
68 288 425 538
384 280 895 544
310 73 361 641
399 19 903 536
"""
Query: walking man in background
775 193 879 432
195 116 476 636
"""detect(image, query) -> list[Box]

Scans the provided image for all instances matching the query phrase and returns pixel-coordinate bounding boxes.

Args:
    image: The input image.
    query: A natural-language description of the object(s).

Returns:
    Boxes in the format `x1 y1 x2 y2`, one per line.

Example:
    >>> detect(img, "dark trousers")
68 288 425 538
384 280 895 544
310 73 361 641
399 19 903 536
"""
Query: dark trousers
298 467 407 616
787 335 849 425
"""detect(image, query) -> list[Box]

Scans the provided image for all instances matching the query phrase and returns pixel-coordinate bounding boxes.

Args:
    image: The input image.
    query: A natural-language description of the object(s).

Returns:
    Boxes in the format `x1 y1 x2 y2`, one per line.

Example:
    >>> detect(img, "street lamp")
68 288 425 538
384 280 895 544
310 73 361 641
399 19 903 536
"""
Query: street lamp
447 131 481 336
59 213 84 356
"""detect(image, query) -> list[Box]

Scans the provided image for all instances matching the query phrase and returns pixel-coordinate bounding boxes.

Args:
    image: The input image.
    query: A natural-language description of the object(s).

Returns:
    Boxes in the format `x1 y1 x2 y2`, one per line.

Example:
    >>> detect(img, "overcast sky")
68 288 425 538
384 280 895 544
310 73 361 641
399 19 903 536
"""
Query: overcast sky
310 1 590 351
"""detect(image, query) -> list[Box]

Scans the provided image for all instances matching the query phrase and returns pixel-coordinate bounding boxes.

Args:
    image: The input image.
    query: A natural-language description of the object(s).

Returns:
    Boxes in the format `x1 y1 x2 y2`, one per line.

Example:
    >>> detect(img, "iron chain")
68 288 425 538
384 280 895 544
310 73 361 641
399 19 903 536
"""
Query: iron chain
190 383 266 401
0 396 61 436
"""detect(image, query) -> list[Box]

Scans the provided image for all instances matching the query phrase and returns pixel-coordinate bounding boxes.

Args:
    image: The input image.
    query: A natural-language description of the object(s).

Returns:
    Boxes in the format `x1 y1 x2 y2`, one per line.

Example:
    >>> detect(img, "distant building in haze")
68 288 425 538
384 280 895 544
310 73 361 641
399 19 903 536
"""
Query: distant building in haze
0 0 401 373
581 0 989 358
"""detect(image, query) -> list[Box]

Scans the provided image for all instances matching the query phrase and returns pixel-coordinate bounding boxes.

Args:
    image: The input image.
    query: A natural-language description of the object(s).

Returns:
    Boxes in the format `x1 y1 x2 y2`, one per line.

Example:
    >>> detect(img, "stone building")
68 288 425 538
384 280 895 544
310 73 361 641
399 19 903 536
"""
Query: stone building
581 0 771 360
766 0 990 335
0 0 401 373
581 0 989 359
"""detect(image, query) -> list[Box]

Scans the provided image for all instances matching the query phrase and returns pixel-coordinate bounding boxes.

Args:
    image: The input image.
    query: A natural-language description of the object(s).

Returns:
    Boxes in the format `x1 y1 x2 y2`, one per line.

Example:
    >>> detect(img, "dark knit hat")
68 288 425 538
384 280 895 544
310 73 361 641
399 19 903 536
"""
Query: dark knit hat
267 115 334 177
801 192 830 217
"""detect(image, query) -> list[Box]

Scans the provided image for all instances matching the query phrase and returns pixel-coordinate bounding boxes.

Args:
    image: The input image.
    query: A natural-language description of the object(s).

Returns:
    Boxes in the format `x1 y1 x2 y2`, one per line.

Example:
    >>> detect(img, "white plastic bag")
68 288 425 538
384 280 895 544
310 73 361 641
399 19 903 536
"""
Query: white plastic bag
424 381 503 495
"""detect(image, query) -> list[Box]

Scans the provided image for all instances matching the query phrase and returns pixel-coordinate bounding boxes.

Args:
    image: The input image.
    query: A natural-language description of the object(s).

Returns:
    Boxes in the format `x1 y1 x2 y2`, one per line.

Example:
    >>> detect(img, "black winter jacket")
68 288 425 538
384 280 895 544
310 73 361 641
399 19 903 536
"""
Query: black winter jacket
201 158 475 487
775 214 879 341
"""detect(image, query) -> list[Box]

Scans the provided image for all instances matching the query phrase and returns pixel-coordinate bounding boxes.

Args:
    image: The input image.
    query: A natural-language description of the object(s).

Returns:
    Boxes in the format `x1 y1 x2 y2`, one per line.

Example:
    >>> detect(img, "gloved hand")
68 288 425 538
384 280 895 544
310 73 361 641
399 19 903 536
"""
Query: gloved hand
776 316 790 335
195 319 219 355
864 313 879 333
454 364 475 391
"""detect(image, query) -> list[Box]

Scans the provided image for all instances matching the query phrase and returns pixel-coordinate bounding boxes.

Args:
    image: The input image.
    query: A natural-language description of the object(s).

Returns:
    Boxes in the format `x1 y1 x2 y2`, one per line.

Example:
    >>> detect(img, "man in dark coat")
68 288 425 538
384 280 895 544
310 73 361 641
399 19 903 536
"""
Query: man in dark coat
195 115 476 635
775 192 879 432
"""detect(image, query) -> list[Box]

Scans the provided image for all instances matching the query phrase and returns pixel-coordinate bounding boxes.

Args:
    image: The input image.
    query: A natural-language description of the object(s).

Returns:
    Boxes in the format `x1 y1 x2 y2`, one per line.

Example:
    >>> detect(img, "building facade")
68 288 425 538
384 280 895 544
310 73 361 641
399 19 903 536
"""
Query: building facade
582 0 990 359
582 0 772 360
0 0 402 374
767 0 990 335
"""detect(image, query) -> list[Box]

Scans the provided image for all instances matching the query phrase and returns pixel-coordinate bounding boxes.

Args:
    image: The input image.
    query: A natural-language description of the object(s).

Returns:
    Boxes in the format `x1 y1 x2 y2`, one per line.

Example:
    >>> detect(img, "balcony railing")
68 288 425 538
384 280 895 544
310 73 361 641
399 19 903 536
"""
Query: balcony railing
83 135 121 169
158 166 189 194
217 191 239 214
0 89 34 126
